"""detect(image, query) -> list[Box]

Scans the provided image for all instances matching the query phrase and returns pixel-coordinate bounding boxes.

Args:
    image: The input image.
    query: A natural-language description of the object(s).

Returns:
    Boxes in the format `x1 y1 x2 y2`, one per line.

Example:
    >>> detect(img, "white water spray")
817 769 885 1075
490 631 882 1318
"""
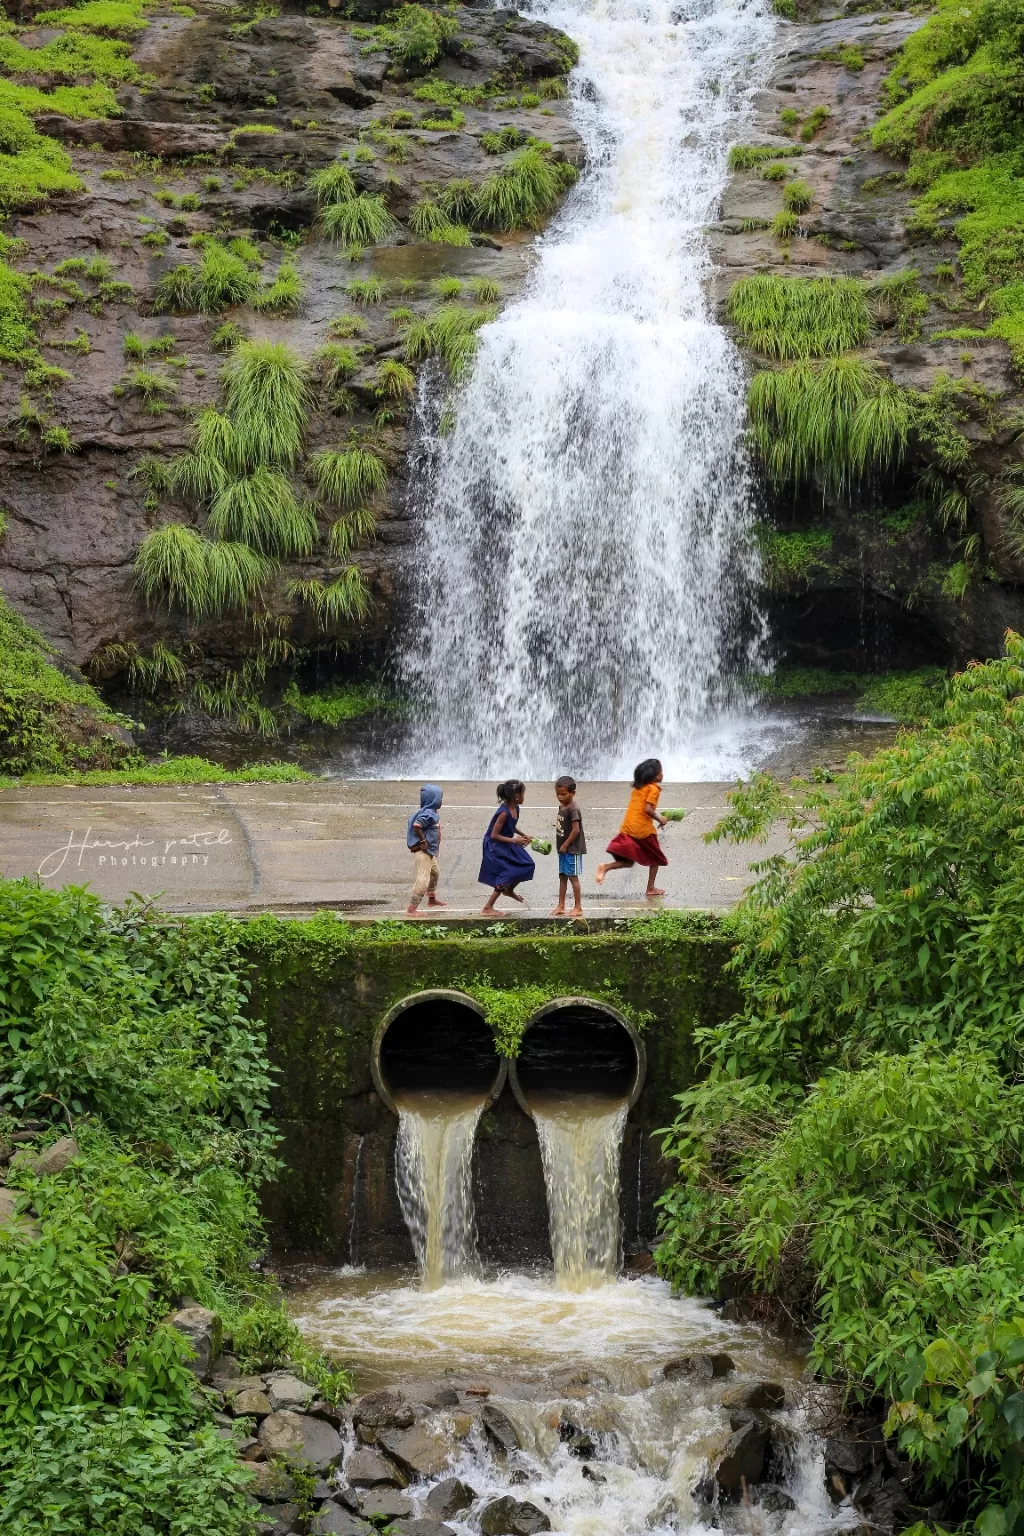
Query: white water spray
394 1091 486 1287
532 1094 628 1289
400 0 777 778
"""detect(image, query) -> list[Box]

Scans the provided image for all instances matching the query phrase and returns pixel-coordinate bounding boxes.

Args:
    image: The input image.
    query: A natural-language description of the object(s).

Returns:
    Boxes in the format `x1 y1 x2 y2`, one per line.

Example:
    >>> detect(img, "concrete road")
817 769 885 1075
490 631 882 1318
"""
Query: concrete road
0 781 792 916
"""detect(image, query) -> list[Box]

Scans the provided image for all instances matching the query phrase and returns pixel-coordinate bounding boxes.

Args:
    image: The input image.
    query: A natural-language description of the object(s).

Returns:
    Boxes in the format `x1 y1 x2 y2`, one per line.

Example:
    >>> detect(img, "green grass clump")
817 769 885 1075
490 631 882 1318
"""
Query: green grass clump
727 274 873 358
327 505 377 557
432 276 463 301
135 524 274 616
728 143 802 170
869 269 930 341
152 241 260 314
344 277 386 305
438 178 475 221
757 528 834 588
5 755 314 786
474 147 563 231
220 339 309 469
309 446 387 507
481 126 525 155
287 569 371 627
409 196 452 237
315 341 360 389
377 4 458 67
0 590 133 775
0 104 80 208
749 356 912 493
375 359 415 400
307 161 357 204
251 258 304 314
35 0 148 31
783 178 814 212
771 208 800 240
761 163 789 181
404 303 495 378
0 29 140 86
0 259 36 361
469 275 500 302
801 105 831 141
207 466 318 556
282 679 390 726
320 194 396 246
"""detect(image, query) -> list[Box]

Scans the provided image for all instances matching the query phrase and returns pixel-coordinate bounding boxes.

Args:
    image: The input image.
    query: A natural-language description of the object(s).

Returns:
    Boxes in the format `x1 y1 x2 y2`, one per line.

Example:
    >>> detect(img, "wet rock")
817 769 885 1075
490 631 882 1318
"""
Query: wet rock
258 1411 344 1472
170 1306 222 1377
757 1487 797 1513
390 1522 456 1536
311 1505 372 1536
722 1382 786 1412
581 1465 606 1484
254 1503 301 1536
379 1424 452 1481
851 1461 915 1528
267 1372 318 1412
238 1437 263 1460
824 1431 875 1484
509 1471 529 1486
231 1388 273 1419
346 1446 408 1488
357 1488 413 1520
481 1404 522 1454
352 1389 416 1432
426 1478 476 1520
0 1188 40 1240
308 1397 346 1429
249 1463 296 1503
714 1416 770 1497
479 1497 552 1536
663 1354 735 1382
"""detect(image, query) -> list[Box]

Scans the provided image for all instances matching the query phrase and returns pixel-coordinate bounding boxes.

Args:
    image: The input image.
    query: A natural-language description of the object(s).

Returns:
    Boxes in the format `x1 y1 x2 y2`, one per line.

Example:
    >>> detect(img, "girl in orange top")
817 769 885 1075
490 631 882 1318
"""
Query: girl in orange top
595 758 667 899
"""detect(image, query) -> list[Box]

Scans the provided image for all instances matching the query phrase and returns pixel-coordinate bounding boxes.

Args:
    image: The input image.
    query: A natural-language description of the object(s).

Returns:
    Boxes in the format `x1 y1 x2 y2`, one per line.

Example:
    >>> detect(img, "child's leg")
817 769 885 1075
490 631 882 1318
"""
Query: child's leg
551 873 568 915
482 885 502 913
568 874 582 915
595 859 632 884
645 864 666 898
407 850 431 914
426 856 446 907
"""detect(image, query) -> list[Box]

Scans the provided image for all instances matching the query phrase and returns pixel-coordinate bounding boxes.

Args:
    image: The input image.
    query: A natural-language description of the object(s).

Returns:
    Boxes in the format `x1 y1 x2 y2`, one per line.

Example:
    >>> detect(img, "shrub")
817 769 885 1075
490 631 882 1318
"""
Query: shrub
308 446 387 506
219 339 309 468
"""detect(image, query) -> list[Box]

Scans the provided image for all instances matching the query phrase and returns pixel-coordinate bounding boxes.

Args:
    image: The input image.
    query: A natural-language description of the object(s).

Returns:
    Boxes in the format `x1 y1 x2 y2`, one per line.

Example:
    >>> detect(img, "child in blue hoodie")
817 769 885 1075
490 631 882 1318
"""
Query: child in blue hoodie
407 783 447 915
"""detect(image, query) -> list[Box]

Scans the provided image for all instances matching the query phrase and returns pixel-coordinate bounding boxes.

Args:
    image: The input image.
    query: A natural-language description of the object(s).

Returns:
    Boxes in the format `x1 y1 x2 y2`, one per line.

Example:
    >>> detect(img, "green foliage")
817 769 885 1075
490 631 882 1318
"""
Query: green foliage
757 527 834 587
771 208 799 239
782 178 813 212
726 274 872 358
251 258 303 315
342 276 386 304
282 679 392 726
474 147 564 231
0 590 132 776
376 5 458 69
206 467 317 557
728 144 803 170
320 194 396 246
286 569 372 627
375 359 415 400
800 105 831 141
134 525 273 616
0 1408 257 1536
0 105 79 210
327 505 377 558
403 303 495 378
220 339 309 469
481 125 525 155
2 757 313 787
0 259 34 361
152 241 260 315
469 275 500 302
468 982 557 1057
870 268 930 341
858 668 948 721
309 446 387 507
657 632 1024 1475
306 161 356 204
315 341 359 390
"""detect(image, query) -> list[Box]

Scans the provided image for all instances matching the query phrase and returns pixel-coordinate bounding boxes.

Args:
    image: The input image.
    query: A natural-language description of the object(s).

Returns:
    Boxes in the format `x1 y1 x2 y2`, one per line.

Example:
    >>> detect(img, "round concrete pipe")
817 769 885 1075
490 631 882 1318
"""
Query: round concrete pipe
371 989 507 1114
508 997 646 1114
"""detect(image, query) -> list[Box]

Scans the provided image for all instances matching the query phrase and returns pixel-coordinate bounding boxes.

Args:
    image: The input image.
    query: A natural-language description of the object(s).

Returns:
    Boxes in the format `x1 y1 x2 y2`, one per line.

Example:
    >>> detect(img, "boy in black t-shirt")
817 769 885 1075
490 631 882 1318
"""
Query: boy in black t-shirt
551 775 586 918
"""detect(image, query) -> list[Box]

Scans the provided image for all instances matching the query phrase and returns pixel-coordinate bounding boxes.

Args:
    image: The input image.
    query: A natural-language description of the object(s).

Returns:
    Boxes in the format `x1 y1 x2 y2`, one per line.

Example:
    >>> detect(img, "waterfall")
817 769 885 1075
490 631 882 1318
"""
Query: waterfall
394 1092 486 1287
398 0 777 779
532 1095 628 1289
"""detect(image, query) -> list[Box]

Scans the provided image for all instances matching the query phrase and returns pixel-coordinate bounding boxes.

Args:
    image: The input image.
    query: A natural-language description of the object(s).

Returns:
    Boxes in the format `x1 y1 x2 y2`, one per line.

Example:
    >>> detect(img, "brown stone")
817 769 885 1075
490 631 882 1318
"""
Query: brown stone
257 1411 344 1472
378 1424 452 1482
346 1446 407 1489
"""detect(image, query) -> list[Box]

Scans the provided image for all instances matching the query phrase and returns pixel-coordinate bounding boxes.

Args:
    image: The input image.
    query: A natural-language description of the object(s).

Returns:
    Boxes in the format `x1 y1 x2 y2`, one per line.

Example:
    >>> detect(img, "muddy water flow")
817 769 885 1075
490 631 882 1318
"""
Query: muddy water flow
394 1091 488 1289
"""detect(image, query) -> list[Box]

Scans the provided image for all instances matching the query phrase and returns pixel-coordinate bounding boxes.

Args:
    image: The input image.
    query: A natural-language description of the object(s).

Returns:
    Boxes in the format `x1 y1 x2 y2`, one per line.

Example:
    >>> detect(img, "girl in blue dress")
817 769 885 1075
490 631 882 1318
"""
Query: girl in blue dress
480 779 536 913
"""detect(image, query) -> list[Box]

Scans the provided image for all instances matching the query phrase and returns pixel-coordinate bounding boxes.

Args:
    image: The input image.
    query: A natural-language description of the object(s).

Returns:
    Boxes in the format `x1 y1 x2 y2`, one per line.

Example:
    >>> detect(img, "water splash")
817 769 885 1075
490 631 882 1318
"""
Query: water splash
398 0 777 779
532 1095 628 1288
394 1091 486 1287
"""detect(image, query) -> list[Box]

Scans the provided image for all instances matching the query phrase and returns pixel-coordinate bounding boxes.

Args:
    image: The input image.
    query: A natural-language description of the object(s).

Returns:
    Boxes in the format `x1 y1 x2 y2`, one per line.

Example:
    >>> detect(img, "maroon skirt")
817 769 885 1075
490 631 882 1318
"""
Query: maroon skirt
605 831 668 868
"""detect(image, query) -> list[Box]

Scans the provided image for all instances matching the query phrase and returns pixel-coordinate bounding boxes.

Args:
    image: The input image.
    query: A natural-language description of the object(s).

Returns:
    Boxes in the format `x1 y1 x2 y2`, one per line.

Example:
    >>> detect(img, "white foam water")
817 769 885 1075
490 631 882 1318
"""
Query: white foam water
398 0 778 779
394 1091 487 1288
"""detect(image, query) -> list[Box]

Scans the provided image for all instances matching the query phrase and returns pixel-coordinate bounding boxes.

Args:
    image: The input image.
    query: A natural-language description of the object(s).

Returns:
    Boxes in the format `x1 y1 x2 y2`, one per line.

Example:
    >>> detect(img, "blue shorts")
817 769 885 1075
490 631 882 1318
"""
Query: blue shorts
558 853 583 879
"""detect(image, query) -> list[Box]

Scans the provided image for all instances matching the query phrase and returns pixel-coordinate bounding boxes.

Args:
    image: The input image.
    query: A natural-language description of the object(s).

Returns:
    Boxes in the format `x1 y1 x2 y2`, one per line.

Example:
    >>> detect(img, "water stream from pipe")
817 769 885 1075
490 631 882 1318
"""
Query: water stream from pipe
398 0 778 779
394 1091 487 1288
531 1094 628 1289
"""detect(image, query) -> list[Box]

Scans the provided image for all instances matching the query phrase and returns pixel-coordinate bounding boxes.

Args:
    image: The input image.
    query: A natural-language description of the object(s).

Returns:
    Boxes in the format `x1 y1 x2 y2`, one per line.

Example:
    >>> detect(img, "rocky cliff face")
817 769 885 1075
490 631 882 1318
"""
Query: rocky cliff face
711 2 1024 670
0 0 581 698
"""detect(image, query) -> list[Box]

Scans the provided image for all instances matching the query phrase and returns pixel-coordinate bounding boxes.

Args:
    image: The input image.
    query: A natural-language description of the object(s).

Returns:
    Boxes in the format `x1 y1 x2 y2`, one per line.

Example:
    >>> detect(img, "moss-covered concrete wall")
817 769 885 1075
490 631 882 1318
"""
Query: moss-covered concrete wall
245 921 738 1264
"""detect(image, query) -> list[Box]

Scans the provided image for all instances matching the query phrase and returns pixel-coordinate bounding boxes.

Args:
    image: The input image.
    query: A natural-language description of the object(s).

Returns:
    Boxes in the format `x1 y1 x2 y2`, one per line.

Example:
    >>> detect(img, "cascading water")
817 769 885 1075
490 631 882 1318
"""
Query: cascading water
394 1090 486 1287
398 0 778 779
532 1095 629 1289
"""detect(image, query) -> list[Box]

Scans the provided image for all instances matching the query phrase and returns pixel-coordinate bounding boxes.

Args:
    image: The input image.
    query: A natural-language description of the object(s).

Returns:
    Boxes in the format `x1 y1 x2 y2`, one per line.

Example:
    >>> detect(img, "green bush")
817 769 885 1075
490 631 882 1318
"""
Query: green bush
727 273 872 358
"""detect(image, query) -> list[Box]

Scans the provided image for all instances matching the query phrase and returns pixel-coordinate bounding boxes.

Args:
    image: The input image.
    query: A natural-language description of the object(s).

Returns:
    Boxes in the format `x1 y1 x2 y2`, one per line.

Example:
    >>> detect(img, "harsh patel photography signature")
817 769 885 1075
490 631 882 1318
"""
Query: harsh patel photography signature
37 827 234 880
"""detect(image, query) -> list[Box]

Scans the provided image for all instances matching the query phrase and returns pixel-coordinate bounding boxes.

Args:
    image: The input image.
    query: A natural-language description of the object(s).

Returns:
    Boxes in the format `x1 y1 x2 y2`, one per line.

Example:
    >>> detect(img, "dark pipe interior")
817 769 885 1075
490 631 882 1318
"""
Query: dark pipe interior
379 999 497 1095
517 1005 636 1099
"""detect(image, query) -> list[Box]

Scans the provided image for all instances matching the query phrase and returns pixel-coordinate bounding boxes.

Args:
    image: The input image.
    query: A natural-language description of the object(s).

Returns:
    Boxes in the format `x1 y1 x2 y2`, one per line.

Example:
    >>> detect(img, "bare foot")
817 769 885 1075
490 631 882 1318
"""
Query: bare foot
568 907 583 918
482 904 497 914
595 863 608 885
427 898 448 908
503 888 525 903
406 904 421 916
550 906 566 917
646 887 666 899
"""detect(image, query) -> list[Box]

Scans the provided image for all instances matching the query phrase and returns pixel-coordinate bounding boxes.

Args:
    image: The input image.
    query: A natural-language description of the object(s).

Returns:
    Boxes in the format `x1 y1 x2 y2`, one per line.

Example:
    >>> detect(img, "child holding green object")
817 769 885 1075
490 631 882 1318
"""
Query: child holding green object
551 775 585 917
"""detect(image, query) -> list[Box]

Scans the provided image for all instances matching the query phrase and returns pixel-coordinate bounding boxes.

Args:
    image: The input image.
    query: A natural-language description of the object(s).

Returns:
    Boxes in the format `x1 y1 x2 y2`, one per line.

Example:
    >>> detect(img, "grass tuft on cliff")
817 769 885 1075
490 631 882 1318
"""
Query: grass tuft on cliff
134 525 274 616
727 274 873 358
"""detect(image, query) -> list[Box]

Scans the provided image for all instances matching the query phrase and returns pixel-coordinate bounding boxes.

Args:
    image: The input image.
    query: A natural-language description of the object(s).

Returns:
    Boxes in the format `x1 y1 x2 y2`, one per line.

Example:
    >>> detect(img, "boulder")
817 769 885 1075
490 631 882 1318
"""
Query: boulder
170 1306 222 1377
479 1498 551 1536
581 1466 606 1484
757 1488 797 1513
663 1354 735 1382
357 1488 413 1520
257 1411 344 1472
249 1463 296 1504
722 1382 786 1412
0 1188 40 1240
23 1135 79 1176
232 1388 273 1420
311 1505 373 1536
346 1446 407 1488
481 1404 521 1454
390 1522 456 1536
267 1372 317 1412
309 1396 346 1429
425 1478 476 1520
378 1424 451 1481
254 1503 301 1536
714 1417 769 1496
352 1389 415 1431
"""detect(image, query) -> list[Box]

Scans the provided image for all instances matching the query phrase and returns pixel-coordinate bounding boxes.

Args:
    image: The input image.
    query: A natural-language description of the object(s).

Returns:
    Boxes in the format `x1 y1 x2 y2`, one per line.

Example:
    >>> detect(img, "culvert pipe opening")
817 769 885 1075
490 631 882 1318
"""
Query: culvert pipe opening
372 990 506 1288
508 999 647 1289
